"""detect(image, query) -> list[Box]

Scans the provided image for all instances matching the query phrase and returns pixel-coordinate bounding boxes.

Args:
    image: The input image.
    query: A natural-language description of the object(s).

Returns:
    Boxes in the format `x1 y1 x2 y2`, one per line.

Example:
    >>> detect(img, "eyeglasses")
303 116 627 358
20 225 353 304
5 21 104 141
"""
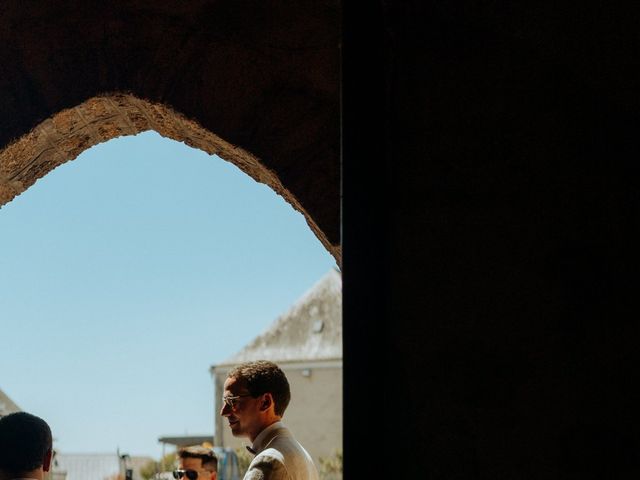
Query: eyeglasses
173 470 199 480
222 393 253 409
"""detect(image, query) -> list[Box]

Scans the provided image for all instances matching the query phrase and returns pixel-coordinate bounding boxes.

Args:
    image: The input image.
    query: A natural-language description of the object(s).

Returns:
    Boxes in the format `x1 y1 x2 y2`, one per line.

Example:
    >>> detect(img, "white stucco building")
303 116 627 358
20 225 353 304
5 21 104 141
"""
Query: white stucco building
210 269 342 465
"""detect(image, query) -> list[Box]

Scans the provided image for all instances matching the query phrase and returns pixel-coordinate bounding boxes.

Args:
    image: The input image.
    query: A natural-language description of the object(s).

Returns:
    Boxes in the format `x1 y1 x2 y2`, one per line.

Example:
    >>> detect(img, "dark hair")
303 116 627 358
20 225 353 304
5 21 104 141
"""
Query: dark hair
178 445 217 472
0 412 52 474
228 360 291 416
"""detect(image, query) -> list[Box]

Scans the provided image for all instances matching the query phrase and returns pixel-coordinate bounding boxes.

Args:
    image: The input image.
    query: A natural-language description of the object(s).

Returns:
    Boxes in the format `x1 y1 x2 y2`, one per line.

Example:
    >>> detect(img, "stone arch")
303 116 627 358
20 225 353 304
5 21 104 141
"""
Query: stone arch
0 93 340 263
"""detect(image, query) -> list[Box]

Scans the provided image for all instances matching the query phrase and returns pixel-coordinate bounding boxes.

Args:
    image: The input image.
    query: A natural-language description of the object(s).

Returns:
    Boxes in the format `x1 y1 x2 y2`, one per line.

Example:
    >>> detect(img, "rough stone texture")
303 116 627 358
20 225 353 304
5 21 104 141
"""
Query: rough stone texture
0 94 339 261
0 0 340 262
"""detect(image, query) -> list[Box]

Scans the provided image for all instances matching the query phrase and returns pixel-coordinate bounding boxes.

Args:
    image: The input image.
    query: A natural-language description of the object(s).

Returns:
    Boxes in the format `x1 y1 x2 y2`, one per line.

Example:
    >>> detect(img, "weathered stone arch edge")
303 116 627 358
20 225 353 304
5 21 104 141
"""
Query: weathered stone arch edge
0 93 341 264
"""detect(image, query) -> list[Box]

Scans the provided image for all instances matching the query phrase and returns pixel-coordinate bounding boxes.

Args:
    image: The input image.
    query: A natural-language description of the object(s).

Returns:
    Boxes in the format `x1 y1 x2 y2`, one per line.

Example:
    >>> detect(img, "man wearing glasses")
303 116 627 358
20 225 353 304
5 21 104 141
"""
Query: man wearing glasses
173 445 217 480
220 360 319 480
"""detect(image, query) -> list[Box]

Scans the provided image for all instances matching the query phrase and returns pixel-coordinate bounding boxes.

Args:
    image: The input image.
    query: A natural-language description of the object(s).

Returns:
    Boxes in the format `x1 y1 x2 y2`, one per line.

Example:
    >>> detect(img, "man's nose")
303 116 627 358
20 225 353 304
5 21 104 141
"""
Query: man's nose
220 401 231 416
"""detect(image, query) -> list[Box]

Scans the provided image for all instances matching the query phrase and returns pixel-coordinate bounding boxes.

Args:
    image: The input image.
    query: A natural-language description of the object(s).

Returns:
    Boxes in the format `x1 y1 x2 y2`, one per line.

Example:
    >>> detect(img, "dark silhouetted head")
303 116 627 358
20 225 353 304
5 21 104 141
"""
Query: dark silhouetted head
0 412 52 476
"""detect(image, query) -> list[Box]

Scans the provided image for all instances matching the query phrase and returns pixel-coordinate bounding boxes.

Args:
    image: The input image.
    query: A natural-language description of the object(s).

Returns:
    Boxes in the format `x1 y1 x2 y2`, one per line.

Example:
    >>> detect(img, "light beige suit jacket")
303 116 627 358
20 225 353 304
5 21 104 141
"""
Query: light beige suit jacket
245 422 319 480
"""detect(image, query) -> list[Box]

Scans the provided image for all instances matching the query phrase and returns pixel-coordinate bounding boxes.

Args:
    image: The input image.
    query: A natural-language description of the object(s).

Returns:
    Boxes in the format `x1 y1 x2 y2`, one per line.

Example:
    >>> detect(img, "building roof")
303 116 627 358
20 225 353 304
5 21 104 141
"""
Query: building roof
214 269 342 368
158 435 213 447
0 387 20 417
54 453 153 480
54 454 120 480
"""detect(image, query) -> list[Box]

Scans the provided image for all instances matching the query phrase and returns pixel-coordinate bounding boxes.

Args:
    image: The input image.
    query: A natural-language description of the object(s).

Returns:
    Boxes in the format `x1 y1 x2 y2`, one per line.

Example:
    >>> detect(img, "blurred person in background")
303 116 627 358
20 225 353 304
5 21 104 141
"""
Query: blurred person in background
0 412 53 480
174 445 217 480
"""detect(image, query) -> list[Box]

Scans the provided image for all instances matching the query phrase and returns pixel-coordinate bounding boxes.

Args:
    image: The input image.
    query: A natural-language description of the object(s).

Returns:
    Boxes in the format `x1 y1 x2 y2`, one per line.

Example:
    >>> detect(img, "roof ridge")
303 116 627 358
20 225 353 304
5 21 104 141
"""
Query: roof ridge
214 269 342 366
0 386 21 416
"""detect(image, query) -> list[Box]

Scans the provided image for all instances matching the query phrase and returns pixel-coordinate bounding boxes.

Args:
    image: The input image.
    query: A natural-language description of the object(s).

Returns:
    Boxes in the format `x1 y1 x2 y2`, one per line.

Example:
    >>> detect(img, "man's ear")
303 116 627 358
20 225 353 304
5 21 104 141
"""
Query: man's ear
43 448 53 472
260 393 273 412
210 471 217 480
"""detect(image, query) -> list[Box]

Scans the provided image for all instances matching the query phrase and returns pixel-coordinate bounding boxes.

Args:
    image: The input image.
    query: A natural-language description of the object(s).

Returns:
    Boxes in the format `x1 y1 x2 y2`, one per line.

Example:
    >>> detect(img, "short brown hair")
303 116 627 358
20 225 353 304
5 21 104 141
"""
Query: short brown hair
0 412 52 474
178 445 217 472
228 360 291 416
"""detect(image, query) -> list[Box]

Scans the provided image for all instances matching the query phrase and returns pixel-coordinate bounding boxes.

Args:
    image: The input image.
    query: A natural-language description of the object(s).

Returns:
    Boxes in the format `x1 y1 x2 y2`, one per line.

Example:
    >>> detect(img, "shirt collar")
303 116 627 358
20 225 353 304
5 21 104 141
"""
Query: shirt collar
251 420 284 454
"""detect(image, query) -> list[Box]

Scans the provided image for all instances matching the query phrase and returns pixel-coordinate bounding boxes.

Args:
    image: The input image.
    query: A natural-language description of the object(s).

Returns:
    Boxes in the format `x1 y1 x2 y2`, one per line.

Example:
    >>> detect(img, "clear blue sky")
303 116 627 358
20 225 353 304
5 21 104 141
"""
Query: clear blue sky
0 131 338 458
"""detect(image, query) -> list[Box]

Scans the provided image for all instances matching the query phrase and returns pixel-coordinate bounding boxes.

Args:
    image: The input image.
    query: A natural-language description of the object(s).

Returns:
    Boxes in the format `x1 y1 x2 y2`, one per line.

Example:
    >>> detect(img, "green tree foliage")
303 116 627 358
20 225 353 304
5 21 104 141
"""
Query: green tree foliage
234 447 253 478
140 452 177 480
318 449 343 480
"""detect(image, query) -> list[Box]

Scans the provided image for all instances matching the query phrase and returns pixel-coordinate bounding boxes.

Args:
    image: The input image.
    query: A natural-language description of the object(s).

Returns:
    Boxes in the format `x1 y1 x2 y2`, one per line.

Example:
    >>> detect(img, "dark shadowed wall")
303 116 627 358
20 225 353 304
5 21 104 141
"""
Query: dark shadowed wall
343 1 640 478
